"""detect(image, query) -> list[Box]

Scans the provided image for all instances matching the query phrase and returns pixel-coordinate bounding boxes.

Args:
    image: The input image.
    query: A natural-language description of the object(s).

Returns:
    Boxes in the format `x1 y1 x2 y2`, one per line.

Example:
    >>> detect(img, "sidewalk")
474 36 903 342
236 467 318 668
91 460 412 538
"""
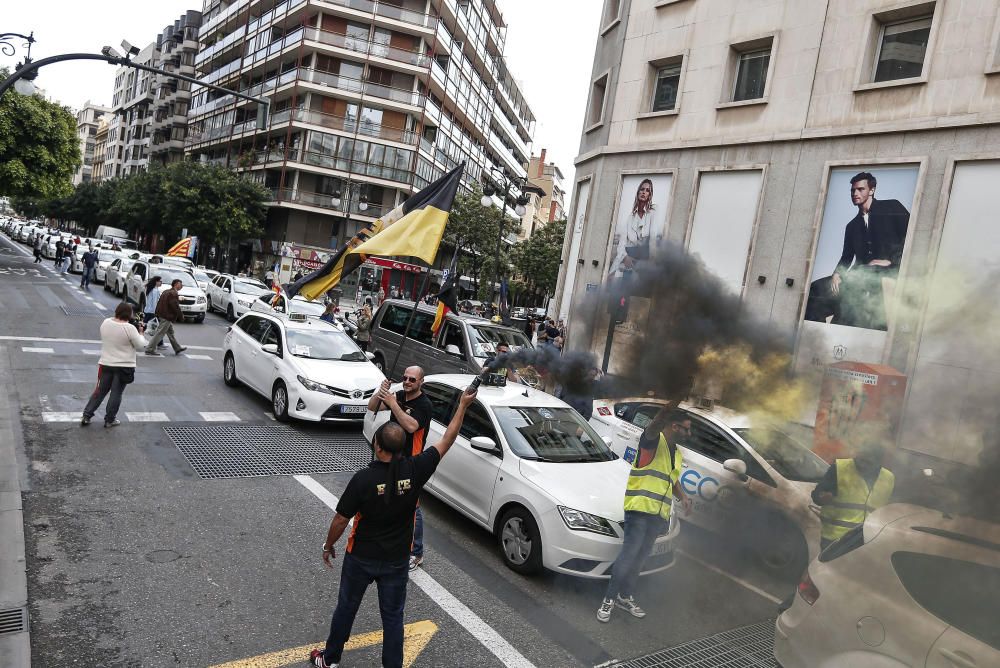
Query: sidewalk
0 345 30 667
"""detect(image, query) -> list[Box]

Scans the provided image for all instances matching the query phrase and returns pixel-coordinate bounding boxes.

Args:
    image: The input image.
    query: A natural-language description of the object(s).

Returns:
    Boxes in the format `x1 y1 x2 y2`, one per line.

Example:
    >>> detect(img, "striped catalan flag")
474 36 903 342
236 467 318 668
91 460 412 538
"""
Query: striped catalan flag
286 164 464 301
166 237 193 257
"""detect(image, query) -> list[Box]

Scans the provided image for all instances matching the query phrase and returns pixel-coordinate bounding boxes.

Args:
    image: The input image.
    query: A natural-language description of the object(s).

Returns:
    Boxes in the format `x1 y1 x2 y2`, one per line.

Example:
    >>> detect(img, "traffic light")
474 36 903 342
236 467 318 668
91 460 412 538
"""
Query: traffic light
608 291 629 324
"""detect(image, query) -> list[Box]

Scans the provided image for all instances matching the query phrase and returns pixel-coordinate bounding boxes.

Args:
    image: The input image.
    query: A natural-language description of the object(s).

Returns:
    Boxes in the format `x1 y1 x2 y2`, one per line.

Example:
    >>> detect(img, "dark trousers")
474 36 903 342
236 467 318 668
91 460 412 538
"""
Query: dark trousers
605 510 665 600
33 249 42 262
81 266 94 287
805 271 888 330
323 553 409 668
83 365 130 423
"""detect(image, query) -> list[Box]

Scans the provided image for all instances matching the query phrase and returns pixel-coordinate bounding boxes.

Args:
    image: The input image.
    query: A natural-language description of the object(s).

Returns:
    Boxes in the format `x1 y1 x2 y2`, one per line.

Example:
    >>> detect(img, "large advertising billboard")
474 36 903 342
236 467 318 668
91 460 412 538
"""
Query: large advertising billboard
797 165 918 372
604 174 673 283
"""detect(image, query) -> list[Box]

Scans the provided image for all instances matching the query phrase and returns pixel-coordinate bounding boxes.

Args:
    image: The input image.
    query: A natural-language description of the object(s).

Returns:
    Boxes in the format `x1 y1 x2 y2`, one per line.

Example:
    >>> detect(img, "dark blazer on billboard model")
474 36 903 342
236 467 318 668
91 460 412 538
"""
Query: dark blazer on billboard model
836 197 910 276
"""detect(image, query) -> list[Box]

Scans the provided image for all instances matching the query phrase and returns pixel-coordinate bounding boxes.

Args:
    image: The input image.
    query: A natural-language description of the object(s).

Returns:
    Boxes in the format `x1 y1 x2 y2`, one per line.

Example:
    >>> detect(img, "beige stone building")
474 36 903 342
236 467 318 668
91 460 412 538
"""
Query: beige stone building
518 149 566 241
557 0 1000 470
91 117 110 184
72 101 112 185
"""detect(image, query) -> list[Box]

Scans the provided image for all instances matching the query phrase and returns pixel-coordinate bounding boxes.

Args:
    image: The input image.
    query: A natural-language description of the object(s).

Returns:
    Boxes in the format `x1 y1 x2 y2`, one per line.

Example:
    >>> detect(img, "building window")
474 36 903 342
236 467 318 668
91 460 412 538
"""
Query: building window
587 71 609 129
873 16 932 82
601 0 622 33
651 62 681 112
733 47 771 102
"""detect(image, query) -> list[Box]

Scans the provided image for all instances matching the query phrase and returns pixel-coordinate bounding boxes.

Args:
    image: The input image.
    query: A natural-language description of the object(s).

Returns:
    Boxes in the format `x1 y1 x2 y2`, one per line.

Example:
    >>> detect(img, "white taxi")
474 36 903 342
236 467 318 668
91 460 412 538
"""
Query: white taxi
590 398 828 571
775 504 1000 668
364 375 680 578
207 274 271 321
223 312 383 421
249 292 329 319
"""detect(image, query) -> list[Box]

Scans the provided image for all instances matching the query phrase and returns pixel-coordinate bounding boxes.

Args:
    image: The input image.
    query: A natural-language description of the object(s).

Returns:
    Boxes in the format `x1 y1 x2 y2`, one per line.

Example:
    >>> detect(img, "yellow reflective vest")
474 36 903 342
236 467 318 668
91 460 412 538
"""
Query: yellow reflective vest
820 459 895 542
624 434 684 521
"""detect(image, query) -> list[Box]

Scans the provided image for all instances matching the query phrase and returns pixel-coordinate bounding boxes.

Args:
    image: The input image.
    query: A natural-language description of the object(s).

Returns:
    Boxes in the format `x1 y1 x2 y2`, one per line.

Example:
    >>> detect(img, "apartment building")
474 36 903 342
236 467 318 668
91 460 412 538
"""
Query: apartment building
92 117 110 183
558 0 1000 471
186 0 535 292
107 43 159 179
150 11 204 166
519 148 565 240
72 101 112 185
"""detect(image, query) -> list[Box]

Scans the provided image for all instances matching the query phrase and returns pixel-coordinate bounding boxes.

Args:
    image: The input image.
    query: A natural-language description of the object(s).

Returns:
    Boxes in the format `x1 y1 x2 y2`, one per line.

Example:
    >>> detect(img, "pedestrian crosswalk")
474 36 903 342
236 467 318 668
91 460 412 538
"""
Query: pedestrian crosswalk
42 410 245 424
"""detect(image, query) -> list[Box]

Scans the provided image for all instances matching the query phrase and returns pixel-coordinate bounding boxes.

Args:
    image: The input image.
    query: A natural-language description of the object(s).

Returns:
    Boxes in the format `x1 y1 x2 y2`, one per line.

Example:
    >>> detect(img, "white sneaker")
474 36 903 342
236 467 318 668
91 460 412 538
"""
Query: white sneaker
596 597 614 623
615 595 646 618
409 555 423 571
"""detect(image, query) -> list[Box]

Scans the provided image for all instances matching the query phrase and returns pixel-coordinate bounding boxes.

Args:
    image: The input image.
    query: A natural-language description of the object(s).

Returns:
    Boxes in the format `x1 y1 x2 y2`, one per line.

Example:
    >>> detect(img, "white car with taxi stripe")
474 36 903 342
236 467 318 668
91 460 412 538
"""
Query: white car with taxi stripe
590 398 828 572
364 375 681 578
223 311 384 421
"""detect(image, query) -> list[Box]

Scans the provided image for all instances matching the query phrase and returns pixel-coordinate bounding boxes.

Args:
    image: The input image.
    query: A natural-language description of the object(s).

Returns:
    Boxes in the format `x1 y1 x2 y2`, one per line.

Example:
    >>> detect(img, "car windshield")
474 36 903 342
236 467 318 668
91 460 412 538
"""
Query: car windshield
286 329 366 361
469 326 532 359
234 280 268 294
98 251 118 262
156 269 197 288
192 270 210 283
289 298 327 316
493 406 617 462
733 427 829 482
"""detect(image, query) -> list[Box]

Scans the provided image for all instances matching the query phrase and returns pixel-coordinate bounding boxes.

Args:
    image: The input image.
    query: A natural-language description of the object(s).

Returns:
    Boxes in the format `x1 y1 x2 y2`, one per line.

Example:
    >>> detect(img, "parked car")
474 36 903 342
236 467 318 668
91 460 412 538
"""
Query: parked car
207 274 272 321
124 260 207 322
589 398 828 571
363 374 680 577
223 311 384 421
775 503 1000 668
104 257 137 297
367 299 533 379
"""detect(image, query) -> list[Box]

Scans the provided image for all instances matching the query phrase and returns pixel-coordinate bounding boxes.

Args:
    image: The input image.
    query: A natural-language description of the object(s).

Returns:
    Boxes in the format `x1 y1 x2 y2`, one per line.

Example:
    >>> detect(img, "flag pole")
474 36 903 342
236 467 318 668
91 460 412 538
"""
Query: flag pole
386 264 435 380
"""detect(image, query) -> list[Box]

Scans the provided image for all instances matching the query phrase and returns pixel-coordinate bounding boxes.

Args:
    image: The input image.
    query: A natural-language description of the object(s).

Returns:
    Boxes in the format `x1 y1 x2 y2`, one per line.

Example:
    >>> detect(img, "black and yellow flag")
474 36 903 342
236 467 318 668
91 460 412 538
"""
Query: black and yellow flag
286 164 465 301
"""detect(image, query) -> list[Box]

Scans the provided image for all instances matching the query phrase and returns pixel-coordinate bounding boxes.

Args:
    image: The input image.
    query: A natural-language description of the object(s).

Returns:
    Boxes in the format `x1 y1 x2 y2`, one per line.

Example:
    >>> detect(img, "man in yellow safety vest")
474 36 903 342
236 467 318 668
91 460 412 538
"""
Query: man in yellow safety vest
597 405 692 623
814 443 895 549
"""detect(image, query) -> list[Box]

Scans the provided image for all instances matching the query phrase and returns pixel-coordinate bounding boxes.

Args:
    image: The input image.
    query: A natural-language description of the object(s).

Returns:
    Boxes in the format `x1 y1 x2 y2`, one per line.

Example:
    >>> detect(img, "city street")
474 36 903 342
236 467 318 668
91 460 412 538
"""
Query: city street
0 231 785 667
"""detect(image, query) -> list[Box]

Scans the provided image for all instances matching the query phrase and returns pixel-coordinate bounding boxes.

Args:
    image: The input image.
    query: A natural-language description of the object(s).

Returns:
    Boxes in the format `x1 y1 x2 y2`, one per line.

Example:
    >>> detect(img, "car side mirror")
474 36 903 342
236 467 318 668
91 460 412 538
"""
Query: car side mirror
723 458 748 481
365 351 375 360
445 344 462 356
470 436 501 456
261 343 280 355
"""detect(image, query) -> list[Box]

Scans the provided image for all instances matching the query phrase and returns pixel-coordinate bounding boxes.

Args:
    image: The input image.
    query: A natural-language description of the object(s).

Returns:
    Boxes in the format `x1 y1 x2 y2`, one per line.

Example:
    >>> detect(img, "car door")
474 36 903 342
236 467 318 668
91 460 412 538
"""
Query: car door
677 414 749 531
220 278 234 311
128 263 147 304
433 321 469 374
230 315 266 393
243 318 282 394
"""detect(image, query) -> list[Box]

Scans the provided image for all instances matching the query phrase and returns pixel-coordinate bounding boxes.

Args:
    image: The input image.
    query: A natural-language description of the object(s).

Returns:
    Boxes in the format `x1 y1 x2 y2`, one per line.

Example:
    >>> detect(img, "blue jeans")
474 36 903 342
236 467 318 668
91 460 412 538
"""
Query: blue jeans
412 506 423 558
323 553 409 668
605 511 665 600
81 267 94 287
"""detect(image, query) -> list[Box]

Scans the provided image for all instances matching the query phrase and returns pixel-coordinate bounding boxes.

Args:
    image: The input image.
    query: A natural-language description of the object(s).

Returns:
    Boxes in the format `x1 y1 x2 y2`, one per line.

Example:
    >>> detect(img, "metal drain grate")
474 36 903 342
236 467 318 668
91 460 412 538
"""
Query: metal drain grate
61 306 103 317
0 607 28 636
607 620 777 668
163 425 371 479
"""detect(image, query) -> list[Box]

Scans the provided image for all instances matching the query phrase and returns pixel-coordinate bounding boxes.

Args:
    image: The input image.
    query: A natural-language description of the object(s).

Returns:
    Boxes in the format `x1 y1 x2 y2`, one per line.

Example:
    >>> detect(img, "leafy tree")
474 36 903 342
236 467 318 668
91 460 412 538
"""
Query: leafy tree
0 68 81 199
443 182 519 300
511 218 566 302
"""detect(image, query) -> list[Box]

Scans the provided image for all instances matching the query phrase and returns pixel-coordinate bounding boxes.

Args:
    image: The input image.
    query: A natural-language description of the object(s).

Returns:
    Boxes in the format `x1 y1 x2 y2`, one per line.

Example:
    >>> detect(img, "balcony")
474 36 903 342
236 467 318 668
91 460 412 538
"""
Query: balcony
269 187 386 218
248 146 413 186
269 107 417 144
319 0 438 30
305 27 430 68
200 1 245 40
196 25 247 67
246 0 308 36
302 68 424 108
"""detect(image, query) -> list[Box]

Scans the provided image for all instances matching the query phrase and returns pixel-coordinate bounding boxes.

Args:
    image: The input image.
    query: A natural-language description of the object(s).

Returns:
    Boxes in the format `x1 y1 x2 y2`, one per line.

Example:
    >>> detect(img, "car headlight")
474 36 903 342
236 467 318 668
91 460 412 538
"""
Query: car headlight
557 506 618 537
237 299 252 307
297 375 336 395
196 296 207 304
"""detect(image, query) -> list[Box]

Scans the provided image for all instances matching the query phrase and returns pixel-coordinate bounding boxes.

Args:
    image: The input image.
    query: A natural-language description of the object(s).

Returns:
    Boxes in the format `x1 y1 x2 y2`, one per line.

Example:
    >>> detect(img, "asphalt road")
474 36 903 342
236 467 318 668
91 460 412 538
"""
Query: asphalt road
1 231 787 667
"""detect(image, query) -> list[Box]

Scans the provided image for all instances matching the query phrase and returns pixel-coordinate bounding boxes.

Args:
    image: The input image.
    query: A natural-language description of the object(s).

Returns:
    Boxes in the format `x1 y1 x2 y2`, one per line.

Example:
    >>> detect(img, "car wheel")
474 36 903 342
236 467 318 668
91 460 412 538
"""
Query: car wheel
226 304 235 322
103 280 110 293
272 381 290 422
754 517 808 578
497 507 543 575
223 353 240 387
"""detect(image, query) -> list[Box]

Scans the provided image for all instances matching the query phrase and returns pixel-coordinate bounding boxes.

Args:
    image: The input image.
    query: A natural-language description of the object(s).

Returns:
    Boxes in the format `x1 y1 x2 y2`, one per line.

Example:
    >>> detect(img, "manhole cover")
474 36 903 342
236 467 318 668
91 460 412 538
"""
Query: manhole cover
163 425 371 479
61 306 103 317
607 620 777 667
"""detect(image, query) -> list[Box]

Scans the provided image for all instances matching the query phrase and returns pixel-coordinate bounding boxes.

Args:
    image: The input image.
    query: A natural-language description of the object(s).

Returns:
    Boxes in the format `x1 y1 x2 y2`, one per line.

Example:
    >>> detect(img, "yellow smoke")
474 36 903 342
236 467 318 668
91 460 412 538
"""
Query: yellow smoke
695 345 809 424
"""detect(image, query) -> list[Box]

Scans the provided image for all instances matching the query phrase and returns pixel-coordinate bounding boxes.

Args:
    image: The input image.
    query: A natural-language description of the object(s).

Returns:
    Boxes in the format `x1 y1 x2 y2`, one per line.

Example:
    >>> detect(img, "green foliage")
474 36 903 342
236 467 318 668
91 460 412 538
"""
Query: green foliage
443 182 519 299
0 68 81 199
511 218 567 297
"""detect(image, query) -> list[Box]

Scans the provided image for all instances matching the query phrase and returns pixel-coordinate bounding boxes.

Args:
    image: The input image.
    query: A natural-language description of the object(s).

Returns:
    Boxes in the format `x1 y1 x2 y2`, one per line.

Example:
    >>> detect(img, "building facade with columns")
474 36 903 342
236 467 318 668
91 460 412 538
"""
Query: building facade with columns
557 0 1000 470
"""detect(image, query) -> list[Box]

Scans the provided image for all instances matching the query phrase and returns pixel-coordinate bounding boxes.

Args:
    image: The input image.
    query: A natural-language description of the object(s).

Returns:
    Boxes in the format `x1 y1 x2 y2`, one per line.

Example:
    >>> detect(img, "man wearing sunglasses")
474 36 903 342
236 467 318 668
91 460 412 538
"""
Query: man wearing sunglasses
367 366 434 570
597 404 693 623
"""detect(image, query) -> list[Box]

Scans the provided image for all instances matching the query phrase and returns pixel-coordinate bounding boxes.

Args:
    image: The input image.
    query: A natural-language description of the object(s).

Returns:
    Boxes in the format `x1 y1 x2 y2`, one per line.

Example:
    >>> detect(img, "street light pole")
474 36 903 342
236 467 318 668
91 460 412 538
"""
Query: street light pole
480 168 532 317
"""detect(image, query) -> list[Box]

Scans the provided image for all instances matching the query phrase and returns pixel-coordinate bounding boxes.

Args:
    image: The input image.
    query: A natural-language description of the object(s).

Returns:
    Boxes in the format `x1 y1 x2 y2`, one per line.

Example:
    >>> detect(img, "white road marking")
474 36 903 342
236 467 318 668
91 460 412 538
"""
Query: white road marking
39 394 51 411
82 349 101 355
677 550 783 604
42 412 82 422
200 411 240 422
22 347 54 353
0 335 221 351
293 475 537 668
186 354 213 360
125 411 169 422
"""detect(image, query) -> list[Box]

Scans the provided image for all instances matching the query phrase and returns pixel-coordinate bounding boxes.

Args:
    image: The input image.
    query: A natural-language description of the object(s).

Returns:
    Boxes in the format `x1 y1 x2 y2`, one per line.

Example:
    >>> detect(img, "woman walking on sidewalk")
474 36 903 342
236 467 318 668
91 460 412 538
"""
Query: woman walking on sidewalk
81 303 147 428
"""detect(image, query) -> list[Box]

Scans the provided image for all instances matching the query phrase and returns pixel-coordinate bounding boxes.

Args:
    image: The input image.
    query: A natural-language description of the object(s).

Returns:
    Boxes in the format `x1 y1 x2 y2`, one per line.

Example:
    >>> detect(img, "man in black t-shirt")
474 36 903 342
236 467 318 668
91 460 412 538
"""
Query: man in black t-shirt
367 365 434 570
311 387 477 668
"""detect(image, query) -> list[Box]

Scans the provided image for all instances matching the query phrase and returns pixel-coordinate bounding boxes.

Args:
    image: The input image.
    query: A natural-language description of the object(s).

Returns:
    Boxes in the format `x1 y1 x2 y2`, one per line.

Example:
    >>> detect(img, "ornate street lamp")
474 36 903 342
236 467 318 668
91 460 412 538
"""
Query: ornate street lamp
480 167 535 316
1 31 38 95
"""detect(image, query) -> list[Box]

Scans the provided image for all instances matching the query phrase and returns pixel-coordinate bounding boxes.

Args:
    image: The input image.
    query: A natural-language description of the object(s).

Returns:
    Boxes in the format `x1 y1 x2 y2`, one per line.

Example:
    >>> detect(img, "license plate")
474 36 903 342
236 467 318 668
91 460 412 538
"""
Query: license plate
340 405 367 414
650 540 671 556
